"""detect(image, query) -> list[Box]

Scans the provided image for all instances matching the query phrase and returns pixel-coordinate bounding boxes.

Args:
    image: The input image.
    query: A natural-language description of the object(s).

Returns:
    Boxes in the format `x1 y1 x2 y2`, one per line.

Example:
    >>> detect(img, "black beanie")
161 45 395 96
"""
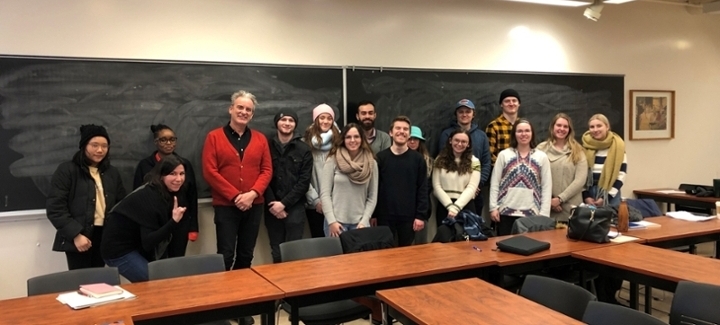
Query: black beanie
273 109 299 128
499 89 521 104
79 124 110 149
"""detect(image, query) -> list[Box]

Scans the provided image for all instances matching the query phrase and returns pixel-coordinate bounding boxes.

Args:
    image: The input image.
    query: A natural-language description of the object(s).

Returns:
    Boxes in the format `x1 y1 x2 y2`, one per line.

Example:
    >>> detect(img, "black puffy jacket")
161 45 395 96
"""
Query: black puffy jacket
46 151 127 252
263 134 313 208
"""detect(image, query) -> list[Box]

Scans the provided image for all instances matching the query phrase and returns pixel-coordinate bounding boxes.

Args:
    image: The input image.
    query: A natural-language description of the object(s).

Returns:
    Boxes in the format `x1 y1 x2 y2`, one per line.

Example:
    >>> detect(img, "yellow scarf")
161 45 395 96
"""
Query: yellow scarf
582 131 625 194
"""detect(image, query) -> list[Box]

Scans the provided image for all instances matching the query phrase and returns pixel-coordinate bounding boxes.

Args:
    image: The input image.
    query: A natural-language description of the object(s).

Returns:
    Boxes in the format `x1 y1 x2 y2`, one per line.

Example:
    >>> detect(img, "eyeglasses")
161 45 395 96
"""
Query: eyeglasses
452 139 468 145
88 143 109 150
156 137 178 144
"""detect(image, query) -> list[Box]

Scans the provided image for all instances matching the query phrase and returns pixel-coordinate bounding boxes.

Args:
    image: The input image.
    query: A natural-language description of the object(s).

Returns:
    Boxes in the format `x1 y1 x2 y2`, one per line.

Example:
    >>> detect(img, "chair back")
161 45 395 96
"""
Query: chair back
669 281 720 325
148 254 225 280
27 267 120 296
339 226 394 253
519 275 597 321
583 301 668 325
511 216 556 234
280 237 342 262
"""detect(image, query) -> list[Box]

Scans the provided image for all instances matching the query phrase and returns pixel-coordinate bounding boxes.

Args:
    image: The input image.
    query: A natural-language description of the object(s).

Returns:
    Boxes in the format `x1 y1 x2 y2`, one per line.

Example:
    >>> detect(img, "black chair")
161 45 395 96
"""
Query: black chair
279 237 371 325
27 267 120 296
583 301 668 325
669 281 720 325
519 274 597 321
148 254 225 280
148 254 230 325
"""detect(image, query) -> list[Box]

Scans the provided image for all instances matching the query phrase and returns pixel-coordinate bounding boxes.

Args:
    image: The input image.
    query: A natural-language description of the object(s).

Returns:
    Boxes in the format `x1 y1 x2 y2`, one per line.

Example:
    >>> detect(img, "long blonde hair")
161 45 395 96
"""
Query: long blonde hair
546 113 584 164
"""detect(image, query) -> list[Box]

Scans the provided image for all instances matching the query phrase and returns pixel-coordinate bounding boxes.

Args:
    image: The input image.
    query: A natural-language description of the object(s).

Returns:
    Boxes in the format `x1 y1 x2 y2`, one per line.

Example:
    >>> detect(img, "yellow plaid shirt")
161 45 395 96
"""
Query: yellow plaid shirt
485 114 514 165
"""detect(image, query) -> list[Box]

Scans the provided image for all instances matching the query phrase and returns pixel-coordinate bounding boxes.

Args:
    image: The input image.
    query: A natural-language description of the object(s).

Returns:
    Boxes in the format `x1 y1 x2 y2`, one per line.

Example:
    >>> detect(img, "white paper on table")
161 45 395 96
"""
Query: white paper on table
56 286 135 309
666 211 718 222
655 190 686 194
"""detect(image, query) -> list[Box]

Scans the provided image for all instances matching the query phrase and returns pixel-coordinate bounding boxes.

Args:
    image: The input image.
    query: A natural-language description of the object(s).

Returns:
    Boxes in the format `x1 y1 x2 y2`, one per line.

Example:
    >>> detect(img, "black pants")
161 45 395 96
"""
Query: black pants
436 199 477 228
214 205 262 270
65 226 105 270
167 216 191 258
306 208 325 238
265 204 306 263
378 219 416 247
497 215 521 236
596 275 624 304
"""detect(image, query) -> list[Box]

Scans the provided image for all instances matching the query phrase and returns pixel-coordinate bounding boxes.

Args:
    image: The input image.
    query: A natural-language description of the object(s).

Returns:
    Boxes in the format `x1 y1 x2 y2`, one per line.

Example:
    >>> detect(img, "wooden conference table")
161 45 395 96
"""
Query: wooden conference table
251 243 495 325
629 216 720 258
376 278 583 325
573 242 720 313
446 227 641 284
0 269 283 325
634 188 718 211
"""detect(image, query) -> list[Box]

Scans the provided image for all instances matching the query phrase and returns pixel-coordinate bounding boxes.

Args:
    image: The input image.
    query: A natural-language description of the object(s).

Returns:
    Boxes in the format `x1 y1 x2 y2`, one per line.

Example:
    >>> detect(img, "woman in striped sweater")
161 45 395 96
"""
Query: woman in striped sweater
581 114 627 207
489 119 552 236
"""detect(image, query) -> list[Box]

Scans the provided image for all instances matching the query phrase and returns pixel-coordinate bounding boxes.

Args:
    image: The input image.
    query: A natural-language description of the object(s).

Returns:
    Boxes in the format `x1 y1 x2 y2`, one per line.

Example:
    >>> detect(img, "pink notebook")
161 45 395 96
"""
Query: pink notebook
79 283 123 298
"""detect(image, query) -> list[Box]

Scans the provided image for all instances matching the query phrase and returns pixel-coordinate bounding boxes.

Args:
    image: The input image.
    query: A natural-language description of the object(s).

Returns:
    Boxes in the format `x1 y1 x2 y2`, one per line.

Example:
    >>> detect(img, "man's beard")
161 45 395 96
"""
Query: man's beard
361 119 375 130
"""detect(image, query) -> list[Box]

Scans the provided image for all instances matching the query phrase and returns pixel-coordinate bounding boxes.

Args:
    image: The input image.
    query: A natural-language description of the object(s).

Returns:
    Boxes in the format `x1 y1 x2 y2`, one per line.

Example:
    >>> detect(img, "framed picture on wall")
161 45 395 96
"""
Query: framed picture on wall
629 90 675 140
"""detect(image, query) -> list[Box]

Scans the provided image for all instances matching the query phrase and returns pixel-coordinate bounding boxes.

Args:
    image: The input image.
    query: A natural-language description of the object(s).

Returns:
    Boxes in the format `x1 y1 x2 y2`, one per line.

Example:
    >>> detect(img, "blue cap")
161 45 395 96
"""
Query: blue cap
410 126 425 141
455 99 475 110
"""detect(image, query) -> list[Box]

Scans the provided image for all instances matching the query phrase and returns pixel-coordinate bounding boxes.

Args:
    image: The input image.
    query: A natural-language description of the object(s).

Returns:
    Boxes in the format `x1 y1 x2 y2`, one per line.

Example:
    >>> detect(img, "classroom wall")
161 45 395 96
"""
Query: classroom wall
1 0 719 299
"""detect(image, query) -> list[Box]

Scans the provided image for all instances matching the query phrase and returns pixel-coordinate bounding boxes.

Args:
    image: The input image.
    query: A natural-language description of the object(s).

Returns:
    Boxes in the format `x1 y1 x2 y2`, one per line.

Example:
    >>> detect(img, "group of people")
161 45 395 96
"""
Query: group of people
45 88 628 306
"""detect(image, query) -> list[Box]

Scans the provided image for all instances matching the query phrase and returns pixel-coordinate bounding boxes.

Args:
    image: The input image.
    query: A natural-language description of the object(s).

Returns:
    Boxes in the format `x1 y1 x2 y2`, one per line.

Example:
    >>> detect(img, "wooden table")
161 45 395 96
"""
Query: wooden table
572 243 720 313
446 228 642 285
252 243 495 325
376 278 584 325
634 188 718 211
0 269 284 325
629 216 720 258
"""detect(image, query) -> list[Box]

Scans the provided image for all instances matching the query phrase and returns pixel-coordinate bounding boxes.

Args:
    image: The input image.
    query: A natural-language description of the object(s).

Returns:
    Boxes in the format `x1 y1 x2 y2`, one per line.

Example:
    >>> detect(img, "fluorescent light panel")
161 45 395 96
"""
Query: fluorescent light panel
505 0 633 6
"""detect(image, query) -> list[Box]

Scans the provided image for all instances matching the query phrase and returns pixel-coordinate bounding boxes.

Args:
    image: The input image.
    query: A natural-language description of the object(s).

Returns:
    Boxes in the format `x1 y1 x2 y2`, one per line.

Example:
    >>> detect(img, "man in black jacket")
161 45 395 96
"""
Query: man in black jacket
264 109 313 263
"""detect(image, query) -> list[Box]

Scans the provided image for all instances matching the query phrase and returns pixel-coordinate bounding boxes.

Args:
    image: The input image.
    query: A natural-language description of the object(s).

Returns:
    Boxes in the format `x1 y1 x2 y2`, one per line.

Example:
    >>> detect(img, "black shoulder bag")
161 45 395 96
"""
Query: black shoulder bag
567 205 614 243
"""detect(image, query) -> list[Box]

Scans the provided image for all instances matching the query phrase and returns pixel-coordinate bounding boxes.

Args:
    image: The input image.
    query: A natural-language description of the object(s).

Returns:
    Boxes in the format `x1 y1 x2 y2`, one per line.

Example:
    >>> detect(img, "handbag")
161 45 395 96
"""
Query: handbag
567 205 614 243
495 235 550 256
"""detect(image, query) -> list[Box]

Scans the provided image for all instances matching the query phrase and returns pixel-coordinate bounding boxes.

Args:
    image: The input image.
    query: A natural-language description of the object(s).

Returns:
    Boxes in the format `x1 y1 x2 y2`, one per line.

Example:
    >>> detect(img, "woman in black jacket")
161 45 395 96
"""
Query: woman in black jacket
102 155 188 282
133 124 198 257
46 124 127 270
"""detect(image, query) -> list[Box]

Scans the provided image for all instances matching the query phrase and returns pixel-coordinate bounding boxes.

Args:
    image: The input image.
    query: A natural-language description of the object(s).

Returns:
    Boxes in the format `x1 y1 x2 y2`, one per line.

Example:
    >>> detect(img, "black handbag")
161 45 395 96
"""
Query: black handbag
495 235 551 256
567 205 614 243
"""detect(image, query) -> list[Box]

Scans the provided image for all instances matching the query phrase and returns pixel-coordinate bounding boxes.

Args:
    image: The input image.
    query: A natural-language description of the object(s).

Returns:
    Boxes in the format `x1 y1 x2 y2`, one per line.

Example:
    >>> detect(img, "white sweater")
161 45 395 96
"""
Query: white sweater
432 156 481 214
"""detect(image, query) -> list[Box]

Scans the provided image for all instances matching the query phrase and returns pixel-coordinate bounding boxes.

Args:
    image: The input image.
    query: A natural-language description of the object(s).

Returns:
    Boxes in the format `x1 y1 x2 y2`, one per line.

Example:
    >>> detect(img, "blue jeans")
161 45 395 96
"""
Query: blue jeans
104 250 149 282
586 186 622 207
324 220 359 237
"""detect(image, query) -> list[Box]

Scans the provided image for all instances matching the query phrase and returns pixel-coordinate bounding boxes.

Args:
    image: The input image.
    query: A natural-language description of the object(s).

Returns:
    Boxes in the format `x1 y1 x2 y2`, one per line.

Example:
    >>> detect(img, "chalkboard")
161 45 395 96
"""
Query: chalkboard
0 56 343 212
346 68 624 156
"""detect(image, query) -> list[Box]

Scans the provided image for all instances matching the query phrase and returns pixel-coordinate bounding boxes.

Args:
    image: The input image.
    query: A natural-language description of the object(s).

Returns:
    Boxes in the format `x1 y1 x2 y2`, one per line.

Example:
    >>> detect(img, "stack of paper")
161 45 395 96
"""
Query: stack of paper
56 286 135 309
666 211 718 222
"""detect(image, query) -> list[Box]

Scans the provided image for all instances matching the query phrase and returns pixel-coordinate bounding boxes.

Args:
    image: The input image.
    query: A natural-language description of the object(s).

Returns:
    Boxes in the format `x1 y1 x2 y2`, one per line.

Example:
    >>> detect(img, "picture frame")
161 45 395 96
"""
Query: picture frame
629 90 675 140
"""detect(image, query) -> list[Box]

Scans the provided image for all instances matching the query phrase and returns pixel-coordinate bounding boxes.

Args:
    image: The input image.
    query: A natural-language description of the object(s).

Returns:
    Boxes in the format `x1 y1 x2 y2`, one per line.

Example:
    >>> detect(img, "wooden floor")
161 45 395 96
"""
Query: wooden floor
236 242 715 325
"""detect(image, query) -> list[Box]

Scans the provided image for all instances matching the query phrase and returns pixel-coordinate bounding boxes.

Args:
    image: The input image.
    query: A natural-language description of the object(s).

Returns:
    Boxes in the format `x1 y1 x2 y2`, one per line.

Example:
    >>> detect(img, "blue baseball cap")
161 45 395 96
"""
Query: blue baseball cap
455 99 475 110
410 126 425 141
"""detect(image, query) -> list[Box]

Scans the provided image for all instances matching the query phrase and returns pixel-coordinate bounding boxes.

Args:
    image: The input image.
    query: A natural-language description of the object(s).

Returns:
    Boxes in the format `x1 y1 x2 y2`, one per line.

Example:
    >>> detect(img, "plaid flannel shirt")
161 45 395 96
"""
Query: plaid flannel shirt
485 114 514 165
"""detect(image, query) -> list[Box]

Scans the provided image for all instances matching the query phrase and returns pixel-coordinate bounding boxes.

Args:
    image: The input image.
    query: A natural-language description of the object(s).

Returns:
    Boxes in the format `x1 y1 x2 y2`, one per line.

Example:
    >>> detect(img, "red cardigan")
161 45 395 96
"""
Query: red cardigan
202 127 272 206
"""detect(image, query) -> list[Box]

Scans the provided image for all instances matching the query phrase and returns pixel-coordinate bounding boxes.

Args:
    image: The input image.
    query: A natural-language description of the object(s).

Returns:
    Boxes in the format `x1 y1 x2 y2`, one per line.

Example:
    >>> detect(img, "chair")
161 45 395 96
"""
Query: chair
583 301 668 325
519 274 597 321
147 254 225 280
279 237 371 325
27 267 120 296
669 281 720 325
148 254 230 325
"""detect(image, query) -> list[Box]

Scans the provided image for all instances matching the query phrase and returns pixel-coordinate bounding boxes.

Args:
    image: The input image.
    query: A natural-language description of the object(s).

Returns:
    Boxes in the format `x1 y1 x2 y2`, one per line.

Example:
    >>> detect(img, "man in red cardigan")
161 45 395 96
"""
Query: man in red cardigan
202 90 272 271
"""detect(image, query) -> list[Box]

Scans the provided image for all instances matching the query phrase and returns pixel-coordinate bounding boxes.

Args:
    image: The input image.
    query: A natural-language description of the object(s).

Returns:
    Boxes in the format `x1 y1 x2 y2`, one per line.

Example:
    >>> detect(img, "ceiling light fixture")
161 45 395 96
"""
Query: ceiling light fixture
583 0 604 21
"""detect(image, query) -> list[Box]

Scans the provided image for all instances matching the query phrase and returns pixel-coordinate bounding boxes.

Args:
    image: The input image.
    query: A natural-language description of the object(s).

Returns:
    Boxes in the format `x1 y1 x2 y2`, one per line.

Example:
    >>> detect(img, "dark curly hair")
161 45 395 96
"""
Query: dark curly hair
434 129 473 175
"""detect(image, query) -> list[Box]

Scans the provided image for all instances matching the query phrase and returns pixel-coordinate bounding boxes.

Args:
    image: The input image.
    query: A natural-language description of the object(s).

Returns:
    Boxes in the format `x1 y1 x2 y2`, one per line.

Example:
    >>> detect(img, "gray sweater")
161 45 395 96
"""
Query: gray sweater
369 130 392 155
319 158 378 226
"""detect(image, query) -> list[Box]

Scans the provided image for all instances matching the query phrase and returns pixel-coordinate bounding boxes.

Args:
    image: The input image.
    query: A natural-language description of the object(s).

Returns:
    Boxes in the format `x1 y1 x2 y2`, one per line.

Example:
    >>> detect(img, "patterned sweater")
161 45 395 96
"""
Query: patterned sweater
489 148 552 217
